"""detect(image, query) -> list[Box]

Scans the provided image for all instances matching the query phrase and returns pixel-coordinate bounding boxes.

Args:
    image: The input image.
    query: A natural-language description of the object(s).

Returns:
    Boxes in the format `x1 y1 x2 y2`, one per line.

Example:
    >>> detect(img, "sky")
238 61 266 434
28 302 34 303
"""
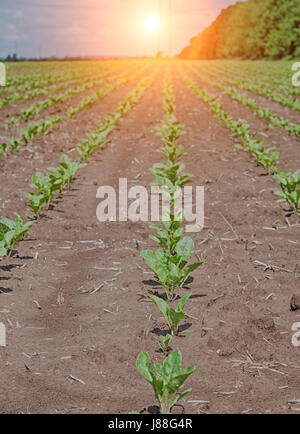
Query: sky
0 0 242 58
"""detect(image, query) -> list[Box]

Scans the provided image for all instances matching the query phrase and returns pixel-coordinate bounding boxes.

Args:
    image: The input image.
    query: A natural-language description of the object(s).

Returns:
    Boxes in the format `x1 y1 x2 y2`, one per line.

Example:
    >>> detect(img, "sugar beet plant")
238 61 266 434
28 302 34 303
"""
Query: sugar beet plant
136 349 195 415
273 169 300 214
0 213 34 259
148 292 192 336
136 75 201 413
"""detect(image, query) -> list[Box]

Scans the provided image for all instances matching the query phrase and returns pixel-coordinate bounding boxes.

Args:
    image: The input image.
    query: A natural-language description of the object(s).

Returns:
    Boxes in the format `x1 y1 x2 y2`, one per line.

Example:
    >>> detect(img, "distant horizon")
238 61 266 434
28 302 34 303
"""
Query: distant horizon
0 0 245 59
2 55 178 61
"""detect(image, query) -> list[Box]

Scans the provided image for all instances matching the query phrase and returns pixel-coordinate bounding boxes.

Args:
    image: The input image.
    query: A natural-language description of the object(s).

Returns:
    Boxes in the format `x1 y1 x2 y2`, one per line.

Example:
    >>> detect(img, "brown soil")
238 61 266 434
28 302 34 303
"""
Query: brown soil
0 61 299 414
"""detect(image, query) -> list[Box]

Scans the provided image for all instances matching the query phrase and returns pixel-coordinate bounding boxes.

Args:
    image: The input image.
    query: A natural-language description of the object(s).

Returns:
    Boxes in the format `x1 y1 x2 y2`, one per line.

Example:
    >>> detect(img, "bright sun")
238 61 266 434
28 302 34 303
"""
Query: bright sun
144 16 158 31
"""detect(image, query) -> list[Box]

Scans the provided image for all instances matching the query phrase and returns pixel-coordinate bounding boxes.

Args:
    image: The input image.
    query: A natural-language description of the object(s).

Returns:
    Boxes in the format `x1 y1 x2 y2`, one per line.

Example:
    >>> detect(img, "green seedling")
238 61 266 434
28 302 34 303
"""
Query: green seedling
148 292 192 335
4 117 18 130
25 155 84 217
48 154 86 189
141 237 204 299
242 139 279 172
32 172 59 208
157 141 186 165
136 349 195 414
0 143 9 156
24 192 46 218
149 209 184 255
150 161 193 192
274 169 300 213
155 115 185 147
0 213 34 258
19 115 62 144
154 333 172 353
256 148 279 172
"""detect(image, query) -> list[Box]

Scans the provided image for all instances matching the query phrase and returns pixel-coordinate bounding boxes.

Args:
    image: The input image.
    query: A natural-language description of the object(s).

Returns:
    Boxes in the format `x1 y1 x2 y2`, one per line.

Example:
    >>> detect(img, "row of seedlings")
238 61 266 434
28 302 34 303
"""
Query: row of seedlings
202 63 300 111
0 61 109 96
134 73 205 414
0 62 113 108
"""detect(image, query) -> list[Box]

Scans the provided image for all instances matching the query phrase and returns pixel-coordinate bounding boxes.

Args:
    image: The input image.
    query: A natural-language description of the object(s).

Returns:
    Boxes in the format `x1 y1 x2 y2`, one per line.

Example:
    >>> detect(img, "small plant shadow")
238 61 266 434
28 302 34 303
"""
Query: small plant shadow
151 322 192 337
182 277 193 290
0 287 13 294
190 294 207 299
155 346 172 354
178 322 192 334
147 290 171 301
147 405 160 415
151 328 169 337
143 276 194 288
7 249 18 258
143 279 160 287
0 264 20 272
284 209 295 217
17 255 33 260
47 203 64 214
141 404 184 415
147 289 206 302
63 192 78 197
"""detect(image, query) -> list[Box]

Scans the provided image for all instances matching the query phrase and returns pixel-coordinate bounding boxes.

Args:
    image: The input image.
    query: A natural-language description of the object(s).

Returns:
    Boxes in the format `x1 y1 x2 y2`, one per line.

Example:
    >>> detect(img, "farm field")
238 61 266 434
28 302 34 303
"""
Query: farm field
0 59 300 414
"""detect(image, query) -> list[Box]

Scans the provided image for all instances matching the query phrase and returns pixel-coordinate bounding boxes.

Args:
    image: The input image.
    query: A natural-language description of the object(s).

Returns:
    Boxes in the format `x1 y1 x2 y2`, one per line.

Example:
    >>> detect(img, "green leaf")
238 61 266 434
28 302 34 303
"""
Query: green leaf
0 243 7 258
136 352 161 392
168 309 185 334
168 366 195 394
176 292 192 313
136 351 163 401
148 294 171 329
162 349 182 381
175 237 194 262
171 388 193 408
181 262 204 285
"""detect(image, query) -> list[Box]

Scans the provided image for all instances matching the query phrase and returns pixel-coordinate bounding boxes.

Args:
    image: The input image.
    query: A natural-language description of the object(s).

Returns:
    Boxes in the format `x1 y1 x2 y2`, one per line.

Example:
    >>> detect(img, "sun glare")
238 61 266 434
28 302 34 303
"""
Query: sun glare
144 15 158 31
